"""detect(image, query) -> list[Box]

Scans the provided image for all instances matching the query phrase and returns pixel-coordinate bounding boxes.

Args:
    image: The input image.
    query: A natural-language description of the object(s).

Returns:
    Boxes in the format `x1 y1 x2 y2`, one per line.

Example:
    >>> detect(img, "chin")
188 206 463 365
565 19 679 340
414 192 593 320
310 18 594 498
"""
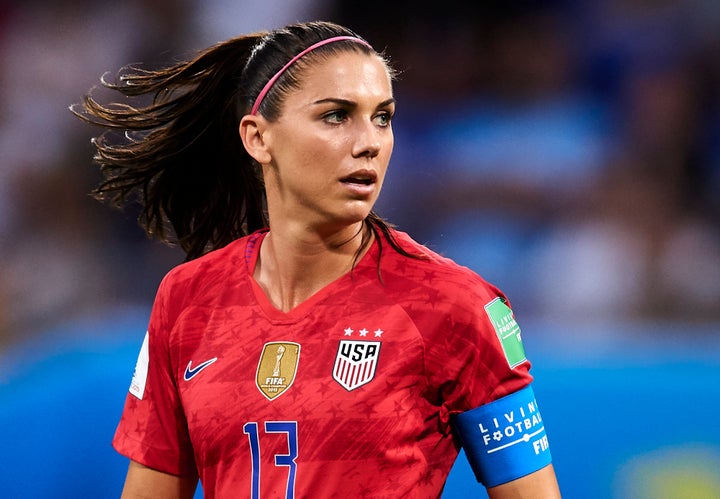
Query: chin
326 206 373 231
343 204 375 224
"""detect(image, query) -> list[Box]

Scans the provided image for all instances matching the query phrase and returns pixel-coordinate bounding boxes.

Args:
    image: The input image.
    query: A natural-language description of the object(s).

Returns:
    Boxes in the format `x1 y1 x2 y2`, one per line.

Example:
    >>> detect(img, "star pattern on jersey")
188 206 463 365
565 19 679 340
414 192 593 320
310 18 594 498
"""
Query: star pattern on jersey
341 327 384 337
287 384 305 404
317 380 333 396
419 467 440 487
385 474 404 492
327 402 344 420
297 404 314 420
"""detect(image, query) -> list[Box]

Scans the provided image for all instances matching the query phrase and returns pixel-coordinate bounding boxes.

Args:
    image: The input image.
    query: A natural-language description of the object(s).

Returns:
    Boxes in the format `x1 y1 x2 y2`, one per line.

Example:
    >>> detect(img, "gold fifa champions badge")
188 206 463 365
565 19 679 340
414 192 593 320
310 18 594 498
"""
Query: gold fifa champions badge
255 342 301 400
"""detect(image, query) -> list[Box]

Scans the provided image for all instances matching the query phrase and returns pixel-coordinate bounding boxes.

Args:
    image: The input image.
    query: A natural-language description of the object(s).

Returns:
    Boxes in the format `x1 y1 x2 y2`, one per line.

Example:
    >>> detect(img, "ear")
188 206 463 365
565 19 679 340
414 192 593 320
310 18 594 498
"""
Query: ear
239 115 272 165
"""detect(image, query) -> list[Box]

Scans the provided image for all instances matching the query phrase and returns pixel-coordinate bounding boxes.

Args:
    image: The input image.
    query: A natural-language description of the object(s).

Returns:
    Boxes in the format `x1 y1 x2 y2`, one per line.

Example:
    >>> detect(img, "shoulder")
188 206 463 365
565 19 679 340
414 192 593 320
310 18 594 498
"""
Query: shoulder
168 236 248 278
157 232 258 301
380 229 503 304
370 229 510 337
375 230 533 401
379 231 534 402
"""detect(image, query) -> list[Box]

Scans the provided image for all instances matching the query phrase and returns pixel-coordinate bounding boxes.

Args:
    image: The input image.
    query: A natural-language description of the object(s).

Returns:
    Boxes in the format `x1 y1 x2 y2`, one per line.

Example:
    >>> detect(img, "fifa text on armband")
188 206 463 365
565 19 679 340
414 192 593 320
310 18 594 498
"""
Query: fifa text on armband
532 435 549 455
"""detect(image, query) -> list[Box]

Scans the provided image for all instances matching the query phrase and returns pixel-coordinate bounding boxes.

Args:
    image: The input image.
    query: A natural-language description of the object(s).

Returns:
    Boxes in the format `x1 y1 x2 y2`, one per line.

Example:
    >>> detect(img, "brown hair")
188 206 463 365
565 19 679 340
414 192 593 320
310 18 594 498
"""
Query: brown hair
72 20 417 262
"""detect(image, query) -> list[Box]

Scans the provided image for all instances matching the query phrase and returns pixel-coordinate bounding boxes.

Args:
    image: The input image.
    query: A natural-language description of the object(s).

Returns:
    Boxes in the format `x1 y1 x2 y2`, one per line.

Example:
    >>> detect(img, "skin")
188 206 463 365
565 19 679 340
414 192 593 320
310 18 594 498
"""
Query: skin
488 465 562 499
120 461 196 499
120 49 561 498
240 50 395 312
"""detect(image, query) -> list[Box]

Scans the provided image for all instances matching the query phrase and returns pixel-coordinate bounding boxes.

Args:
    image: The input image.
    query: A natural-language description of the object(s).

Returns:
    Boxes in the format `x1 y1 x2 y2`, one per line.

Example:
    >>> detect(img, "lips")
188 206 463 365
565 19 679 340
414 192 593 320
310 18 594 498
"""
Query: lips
340 169 377 185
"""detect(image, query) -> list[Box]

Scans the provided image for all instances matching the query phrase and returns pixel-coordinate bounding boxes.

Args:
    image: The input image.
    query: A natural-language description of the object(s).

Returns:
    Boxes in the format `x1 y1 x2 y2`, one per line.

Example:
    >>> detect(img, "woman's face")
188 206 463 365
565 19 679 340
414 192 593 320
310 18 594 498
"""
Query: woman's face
260 50 395 233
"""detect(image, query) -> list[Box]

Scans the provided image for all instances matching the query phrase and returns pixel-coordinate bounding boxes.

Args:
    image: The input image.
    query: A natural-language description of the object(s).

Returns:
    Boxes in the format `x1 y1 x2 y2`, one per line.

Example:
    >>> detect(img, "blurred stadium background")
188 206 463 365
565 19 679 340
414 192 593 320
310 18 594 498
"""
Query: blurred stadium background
1 1 719 497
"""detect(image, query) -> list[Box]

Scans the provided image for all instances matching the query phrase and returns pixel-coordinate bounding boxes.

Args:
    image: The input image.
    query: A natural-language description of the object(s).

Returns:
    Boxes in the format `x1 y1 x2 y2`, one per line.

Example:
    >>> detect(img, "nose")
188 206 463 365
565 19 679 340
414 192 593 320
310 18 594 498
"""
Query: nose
351 119 382 159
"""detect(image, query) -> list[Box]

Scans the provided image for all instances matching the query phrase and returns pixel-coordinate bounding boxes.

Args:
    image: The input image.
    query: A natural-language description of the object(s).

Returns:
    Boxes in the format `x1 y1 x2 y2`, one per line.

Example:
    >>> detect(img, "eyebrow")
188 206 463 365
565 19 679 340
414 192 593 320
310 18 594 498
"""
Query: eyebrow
312 97 396 109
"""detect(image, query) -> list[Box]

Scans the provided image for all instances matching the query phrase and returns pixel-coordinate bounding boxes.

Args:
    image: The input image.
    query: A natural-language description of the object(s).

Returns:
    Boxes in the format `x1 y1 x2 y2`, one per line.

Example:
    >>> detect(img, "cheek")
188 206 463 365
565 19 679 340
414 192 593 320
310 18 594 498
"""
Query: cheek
386 133 394 161
273 132 326 173
280 139 343 190
297 135 346 169
378 134 394 175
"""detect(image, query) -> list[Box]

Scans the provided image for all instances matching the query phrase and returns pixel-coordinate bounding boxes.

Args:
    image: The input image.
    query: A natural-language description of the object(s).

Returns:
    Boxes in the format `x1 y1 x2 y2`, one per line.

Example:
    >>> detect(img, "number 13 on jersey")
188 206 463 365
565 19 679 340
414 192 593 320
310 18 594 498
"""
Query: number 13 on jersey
243 421 299 499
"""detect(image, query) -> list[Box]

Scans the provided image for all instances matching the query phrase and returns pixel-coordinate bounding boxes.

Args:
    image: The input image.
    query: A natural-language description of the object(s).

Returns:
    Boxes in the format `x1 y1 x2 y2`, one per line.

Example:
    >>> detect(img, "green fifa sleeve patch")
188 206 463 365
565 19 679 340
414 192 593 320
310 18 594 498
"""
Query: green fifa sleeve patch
484 298 527 368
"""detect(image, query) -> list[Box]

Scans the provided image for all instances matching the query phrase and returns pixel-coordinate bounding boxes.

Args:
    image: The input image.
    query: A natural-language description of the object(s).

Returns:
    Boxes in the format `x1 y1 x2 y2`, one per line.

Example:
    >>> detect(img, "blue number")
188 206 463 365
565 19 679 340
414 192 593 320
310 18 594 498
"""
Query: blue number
266 422 298 499
243 421 299 499
243 422 261 499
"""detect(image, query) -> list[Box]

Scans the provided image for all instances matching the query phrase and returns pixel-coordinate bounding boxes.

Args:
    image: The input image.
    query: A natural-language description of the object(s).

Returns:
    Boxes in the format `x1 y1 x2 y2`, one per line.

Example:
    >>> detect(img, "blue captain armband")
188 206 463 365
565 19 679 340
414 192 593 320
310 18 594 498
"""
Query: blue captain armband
454 385 552 488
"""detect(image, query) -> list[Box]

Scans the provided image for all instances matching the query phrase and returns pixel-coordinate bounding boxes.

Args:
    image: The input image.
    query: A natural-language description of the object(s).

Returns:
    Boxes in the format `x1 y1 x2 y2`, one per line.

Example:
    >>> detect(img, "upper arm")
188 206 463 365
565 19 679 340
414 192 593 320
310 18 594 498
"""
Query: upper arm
487 464 561 499
120 460 198 499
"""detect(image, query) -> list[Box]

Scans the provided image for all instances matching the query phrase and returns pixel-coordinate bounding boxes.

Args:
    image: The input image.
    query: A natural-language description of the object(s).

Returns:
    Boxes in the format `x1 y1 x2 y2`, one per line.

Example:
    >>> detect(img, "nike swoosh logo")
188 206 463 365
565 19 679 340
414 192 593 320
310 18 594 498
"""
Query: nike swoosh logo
184 357 218 381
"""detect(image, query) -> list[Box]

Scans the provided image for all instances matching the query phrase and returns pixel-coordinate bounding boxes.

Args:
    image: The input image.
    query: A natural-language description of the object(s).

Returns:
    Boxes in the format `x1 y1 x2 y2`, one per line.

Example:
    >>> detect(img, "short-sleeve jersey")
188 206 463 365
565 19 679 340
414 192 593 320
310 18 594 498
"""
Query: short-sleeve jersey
113 229 533 498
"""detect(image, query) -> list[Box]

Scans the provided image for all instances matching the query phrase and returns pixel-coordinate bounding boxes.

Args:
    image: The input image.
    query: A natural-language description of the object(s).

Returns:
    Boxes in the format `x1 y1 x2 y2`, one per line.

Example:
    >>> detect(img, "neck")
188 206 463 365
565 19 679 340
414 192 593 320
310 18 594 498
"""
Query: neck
254 221 371 312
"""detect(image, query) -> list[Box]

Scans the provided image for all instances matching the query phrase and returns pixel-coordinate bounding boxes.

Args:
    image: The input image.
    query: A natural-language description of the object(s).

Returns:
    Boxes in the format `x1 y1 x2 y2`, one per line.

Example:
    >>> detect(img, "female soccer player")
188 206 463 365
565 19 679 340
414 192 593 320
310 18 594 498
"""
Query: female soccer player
74 20 561 499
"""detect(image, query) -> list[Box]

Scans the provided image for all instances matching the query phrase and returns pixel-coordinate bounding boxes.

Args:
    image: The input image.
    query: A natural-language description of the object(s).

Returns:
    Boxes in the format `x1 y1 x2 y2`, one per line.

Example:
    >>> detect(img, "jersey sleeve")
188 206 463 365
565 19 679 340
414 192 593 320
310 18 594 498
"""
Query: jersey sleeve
422 275 533 434
419 269 554 486
112 272 196 476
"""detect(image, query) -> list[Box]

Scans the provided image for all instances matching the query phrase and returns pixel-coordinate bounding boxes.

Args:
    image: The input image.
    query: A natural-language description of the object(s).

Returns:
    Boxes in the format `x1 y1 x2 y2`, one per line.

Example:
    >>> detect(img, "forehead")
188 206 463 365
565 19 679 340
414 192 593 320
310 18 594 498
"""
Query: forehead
288 50 394 103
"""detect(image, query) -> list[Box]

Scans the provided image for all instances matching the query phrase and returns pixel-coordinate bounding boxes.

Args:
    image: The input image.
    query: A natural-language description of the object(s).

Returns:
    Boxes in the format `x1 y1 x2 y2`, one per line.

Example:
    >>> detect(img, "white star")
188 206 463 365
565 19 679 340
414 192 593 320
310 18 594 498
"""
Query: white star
374 329 384 338
344 328 354 336
359 328 369 337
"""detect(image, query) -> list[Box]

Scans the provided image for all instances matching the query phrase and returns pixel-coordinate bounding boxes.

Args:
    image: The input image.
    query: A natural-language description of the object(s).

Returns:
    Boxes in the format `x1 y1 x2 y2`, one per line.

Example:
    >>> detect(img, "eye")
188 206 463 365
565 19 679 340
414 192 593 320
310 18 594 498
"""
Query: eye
374 110 394 127
322 109 349 124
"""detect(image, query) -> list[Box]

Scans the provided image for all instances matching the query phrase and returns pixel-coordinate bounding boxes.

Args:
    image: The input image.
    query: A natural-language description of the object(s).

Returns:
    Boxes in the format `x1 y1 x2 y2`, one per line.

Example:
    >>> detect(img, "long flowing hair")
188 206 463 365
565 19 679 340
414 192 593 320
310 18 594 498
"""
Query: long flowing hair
72 21 420 263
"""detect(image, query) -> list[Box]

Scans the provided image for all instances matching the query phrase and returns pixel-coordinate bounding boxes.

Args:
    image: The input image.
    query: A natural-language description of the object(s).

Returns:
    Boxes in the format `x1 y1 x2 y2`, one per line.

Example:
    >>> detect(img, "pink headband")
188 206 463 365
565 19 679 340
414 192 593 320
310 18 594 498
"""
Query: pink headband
250 35 373 115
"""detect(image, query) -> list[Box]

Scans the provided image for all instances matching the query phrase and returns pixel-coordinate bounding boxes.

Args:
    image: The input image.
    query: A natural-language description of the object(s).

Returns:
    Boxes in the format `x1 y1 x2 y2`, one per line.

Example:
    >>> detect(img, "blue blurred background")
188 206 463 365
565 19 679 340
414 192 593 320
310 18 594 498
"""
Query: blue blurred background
1 1 719 497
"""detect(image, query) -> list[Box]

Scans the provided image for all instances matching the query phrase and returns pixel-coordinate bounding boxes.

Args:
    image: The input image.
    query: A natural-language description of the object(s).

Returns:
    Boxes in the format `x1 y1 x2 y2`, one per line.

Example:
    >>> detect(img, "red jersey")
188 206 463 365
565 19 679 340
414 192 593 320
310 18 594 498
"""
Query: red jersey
113 229 532 498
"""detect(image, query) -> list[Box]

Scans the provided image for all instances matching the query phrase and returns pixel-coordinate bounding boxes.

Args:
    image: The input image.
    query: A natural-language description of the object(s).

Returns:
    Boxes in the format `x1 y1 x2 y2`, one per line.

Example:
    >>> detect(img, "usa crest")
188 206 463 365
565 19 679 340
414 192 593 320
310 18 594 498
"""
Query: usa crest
255 342 300 400
332 340 381 391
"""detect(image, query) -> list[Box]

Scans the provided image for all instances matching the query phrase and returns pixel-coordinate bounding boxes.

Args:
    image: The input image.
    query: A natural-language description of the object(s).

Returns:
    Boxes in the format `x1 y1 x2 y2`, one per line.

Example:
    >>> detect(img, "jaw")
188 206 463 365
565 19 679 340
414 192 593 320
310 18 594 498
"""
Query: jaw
262 162 385 236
